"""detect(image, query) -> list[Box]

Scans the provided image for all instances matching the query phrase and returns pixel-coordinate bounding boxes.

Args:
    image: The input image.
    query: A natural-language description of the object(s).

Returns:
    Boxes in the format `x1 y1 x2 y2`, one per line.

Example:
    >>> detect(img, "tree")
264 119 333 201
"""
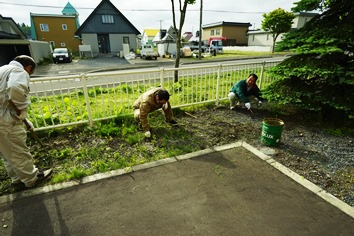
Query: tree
291 0 333 12
171 0 196 82
261 8 295 53
263 0 354 120
17 23 30 37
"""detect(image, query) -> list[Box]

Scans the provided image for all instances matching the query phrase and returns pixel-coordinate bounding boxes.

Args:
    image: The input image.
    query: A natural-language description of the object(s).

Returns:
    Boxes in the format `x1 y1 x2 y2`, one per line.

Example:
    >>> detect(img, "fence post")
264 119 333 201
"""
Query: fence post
160 67 164 88
215 64 222 105
259 61 266 90
80 73 94 126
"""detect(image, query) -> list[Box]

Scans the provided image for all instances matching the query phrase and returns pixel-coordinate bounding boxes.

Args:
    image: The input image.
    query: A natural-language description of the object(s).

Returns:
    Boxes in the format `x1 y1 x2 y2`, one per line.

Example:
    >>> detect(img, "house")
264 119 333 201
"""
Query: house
202 21 252 46
141 29 160 45
152 26 178 44
75 0 140 57
153 26 179 56
182 32 193 41
248 12 319 47
30 2 81 53
0 14 51 66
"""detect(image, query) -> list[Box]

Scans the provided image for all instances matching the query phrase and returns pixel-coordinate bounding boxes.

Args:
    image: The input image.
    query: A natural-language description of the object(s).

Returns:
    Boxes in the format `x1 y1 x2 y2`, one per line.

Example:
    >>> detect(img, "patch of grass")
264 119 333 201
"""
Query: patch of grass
325 128 345 137
184 50 288 61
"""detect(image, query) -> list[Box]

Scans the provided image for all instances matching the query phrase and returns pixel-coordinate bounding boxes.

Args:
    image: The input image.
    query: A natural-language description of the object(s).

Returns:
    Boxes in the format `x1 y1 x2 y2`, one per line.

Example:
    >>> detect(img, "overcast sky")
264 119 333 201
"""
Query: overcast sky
1 0 297 34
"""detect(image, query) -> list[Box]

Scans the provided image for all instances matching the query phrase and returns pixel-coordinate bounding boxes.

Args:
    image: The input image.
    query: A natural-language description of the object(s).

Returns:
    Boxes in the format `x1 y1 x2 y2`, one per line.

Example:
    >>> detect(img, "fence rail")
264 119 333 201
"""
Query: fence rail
28 59 282 131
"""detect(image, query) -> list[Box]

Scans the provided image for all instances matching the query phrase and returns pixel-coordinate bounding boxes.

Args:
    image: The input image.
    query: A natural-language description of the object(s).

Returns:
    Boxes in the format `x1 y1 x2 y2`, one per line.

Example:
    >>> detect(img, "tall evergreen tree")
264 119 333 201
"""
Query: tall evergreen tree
264 0 354 119
17 23 30 36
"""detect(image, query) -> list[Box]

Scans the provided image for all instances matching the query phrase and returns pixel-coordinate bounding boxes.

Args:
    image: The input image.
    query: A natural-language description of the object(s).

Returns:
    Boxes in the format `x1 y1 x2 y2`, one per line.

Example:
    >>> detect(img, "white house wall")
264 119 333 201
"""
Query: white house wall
292 16 310 28
81 33 137 57
109 34 123 53
157 43 177 56
141 33 148 45
109 34 137 53
248 33 282 46
29 40 52 62
248 13 317 47
81 34 99 56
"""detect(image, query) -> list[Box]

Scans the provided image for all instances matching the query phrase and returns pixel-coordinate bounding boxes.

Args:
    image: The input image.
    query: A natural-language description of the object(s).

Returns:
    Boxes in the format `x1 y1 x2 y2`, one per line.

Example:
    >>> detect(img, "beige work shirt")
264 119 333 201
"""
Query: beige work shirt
133 88 174 132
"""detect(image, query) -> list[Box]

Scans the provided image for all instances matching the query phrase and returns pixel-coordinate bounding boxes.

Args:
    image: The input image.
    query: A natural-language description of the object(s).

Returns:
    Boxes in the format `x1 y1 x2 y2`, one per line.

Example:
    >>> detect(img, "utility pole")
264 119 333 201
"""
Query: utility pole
198 0 203 60
157 20 164 29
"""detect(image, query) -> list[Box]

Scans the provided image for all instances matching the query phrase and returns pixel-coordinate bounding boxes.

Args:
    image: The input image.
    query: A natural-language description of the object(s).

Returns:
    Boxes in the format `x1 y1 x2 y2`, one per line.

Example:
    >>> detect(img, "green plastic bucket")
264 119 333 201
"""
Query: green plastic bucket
261 118 284 146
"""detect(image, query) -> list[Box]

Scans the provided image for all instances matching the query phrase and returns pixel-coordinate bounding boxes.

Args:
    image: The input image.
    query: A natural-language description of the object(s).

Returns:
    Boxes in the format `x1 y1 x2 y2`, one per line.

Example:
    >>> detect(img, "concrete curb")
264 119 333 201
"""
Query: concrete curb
241 142 354 219
1 141 352 219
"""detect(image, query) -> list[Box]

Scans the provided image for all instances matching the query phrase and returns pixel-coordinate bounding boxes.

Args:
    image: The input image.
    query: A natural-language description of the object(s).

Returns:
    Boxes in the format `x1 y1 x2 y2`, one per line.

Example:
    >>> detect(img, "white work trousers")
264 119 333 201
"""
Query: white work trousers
228 92 259 108
0 111 38 186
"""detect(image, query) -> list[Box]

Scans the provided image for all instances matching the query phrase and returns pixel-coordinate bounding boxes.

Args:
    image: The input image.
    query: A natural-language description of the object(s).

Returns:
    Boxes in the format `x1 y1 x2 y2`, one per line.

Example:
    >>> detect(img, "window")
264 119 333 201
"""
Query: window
215 29 220 35
210 30 214 36
60 42 66 47
62 24 67 30
123 37 130 44
40 24 49 31
49 41 55 47
102 15 114 24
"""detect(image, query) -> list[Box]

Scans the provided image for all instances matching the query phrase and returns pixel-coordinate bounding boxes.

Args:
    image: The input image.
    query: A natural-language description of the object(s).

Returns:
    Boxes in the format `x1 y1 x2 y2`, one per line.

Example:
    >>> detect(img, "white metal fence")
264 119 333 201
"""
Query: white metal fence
28 60 282 131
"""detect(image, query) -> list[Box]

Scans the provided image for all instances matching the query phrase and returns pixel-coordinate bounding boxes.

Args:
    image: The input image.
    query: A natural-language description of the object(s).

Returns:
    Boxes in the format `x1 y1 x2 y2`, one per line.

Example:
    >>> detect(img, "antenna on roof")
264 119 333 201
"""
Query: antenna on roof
156 20 164 29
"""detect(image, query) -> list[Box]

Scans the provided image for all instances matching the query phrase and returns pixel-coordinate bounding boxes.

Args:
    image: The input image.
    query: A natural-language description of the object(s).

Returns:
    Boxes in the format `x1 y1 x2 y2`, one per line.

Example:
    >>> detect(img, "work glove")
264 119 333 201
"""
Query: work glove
144 131 151 138
25 119 34 131
245 102 251 110
162 102 169 110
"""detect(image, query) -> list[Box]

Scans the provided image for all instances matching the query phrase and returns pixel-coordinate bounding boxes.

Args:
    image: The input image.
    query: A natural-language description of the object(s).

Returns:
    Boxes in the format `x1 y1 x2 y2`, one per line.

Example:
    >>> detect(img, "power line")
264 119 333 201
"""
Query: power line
0 1 266 14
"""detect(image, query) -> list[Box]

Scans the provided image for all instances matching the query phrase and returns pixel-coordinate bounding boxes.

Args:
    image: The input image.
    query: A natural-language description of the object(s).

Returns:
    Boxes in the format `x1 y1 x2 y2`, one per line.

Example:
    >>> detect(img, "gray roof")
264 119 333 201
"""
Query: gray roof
0 14 27 39
203 21 252 29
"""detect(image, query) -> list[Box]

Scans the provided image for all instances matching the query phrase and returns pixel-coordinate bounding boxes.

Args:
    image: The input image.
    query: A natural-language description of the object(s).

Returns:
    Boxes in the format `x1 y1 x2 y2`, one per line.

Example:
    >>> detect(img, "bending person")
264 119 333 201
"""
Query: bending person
0 55 52 188
228 73 264 110
133 88 178 138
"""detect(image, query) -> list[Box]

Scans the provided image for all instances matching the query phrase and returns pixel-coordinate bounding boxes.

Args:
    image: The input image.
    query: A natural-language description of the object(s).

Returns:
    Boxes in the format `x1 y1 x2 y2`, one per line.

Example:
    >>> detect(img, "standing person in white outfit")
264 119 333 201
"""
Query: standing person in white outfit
0 55 52 188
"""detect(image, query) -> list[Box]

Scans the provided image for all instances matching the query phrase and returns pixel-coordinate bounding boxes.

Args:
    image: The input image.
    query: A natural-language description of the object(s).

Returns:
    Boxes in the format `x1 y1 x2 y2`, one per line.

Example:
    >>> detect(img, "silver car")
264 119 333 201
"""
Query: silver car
53 48 72 63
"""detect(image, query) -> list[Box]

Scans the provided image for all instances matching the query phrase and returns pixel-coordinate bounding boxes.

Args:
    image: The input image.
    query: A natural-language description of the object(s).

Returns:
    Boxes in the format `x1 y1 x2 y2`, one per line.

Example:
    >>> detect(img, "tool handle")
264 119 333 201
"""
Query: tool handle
8 99 44 147
8 99 21 115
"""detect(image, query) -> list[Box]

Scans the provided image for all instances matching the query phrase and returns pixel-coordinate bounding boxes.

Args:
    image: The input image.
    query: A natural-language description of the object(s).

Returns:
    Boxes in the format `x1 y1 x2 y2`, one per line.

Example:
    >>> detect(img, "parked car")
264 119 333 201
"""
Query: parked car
188 40 207 53
139 44 158 60
53 48 72 63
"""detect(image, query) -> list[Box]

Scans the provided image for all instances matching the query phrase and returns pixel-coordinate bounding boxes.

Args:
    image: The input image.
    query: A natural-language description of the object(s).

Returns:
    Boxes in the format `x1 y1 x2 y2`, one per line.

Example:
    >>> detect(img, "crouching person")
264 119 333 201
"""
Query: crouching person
228 73 264 110
133 88 178 138
0 55 52 188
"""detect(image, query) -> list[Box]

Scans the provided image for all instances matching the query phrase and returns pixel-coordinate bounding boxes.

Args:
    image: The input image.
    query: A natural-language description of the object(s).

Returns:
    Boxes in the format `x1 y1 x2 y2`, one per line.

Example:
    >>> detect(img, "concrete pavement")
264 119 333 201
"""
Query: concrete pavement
0 142 353 236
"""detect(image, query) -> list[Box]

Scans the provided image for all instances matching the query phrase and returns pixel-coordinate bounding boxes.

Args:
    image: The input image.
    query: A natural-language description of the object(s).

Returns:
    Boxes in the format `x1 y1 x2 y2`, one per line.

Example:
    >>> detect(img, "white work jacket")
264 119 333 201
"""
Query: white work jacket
0 61 31 118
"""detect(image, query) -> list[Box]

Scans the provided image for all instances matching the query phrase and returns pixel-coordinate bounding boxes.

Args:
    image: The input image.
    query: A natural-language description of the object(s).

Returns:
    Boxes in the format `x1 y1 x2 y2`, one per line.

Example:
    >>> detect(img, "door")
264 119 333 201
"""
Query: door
97 34 110 54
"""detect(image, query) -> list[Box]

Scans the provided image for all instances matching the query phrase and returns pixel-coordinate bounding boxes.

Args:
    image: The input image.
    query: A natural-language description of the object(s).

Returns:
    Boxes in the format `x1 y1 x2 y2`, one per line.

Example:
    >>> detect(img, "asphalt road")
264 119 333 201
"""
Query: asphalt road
33 54 285 77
